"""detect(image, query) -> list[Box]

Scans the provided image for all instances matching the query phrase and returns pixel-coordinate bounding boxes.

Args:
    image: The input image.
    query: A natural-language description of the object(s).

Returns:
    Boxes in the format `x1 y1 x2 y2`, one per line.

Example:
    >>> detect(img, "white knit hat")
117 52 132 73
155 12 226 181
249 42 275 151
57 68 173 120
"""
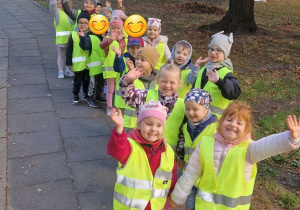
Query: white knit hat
208 31 233 58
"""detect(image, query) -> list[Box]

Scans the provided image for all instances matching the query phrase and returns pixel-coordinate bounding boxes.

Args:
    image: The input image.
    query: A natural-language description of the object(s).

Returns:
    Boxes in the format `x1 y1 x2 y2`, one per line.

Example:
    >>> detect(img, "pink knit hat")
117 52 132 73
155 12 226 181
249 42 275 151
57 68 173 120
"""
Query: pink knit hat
137 100 168 125
110 10 127 21
147 18 161 32
110 19 123 29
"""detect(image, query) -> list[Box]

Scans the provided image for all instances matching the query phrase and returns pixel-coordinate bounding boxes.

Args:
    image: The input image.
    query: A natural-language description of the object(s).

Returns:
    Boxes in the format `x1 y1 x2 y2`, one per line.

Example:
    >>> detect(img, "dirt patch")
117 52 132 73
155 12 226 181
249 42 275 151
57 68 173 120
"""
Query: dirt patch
177 2 226 15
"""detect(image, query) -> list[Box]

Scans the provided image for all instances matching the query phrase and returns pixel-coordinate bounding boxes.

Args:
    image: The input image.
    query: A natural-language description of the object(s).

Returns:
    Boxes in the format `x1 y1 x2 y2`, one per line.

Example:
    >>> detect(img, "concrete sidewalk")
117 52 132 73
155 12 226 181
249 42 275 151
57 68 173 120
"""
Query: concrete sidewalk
0 0 116 209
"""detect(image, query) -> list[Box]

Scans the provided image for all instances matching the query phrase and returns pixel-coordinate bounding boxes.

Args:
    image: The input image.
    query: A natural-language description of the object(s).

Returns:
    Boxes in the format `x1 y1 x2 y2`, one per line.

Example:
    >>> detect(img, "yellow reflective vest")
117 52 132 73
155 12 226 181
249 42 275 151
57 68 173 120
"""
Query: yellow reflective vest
194 66 233 119
71 31 89 72
114 138 174 210
87 35 105 76
154 42 166 70
196 136 257 209
115 57 129 109
123 82 159 129
177 68 192 99
54 10 73 45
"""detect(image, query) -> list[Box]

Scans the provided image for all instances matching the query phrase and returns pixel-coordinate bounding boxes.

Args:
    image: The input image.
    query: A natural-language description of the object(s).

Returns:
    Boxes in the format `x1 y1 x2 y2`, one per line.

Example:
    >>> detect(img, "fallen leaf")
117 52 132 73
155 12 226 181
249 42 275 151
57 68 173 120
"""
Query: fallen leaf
23 171 29 175
28 163 35 167
37 188 42 192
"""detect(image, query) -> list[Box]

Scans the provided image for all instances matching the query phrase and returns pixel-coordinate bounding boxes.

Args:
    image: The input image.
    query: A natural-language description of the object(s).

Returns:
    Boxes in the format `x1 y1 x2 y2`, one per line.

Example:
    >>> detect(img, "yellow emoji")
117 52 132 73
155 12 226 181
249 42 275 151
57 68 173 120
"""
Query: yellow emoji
124 15 147 38
89 14 109 35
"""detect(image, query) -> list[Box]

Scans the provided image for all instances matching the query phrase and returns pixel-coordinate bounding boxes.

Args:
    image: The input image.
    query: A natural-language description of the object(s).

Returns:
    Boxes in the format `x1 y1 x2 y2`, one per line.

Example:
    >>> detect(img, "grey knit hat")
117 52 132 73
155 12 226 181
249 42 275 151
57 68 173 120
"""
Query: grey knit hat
84 0 96 6
184 88 213 109
208 31 233 59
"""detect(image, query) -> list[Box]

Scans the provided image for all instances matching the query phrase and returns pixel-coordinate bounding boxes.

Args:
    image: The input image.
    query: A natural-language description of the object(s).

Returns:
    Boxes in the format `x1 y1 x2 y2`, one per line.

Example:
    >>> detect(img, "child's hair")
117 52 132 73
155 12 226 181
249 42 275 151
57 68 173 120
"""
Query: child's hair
156 62 181 83
217 101 253 136
175 41 191 52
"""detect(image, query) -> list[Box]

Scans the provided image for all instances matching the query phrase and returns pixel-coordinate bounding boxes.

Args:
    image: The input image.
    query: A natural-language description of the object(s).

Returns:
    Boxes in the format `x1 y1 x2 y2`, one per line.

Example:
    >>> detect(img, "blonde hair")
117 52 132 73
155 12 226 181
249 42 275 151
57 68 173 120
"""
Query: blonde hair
218 101 253 137
156 62 182 83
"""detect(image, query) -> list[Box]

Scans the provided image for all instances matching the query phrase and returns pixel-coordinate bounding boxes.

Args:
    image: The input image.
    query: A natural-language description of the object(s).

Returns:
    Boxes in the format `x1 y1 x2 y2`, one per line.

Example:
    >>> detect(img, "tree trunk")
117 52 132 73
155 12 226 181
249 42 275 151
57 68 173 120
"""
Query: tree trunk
198 0 257 34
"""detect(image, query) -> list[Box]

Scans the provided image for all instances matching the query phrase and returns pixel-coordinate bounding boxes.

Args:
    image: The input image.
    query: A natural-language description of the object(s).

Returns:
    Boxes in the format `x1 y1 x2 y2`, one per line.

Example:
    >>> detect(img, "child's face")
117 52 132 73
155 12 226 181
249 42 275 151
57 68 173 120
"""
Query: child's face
175 46 190 65
78 18 89 32
110 25 122 37
135 55 152 76
137 117 164 143
104 11 111 19
84 0 95 12
128 45 142 59
208 45 225 63
158 71 182 96
147 26 159 40
95 5 102 14
220 115 246 141
185 101 208 123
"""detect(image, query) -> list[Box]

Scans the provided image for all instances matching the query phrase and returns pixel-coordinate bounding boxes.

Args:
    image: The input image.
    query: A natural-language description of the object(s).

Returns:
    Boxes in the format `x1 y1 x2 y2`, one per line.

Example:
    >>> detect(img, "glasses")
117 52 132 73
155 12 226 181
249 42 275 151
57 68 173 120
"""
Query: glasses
208 47 223 54
78 22 89 26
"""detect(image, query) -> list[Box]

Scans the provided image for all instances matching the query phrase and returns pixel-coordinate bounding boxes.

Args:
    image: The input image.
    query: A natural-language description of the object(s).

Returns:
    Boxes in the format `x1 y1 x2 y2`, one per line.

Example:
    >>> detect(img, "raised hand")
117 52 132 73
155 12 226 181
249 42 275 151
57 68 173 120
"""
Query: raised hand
194 56 209 67
106 1 111 7
110 108 123 134
207 69 219 83
124 67 144 83
125 57 135 70
287 115 300 140
77 29 85 37
112 45 121 57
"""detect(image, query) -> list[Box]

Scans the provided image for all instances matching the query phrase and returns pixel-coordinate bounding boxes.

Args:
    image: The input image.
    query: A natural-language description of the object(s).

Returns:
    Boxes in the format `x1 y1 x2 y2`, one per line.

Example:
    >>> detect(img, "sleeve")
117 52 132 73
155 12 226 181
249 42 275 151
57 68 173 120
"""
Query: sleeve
100 37 113 50
66 34 73 66
164 43 171 60
107 128 132 165
214 72 241 100
119 75 148 111
247 131 300 164
113 54 125 74
62 0 78 22
171 143 203 205
79 34 92 55
49 0 60 26
187 65 201 84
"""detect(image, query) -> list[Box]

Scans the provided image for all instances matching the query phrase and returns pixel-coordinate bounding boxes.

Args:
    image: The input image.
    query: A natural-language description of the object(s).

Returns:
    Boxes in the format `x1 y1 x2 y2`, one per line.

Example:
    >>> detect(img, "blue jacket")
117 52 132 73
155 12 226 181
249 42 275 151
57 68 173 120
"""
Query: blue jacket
113 52 135 74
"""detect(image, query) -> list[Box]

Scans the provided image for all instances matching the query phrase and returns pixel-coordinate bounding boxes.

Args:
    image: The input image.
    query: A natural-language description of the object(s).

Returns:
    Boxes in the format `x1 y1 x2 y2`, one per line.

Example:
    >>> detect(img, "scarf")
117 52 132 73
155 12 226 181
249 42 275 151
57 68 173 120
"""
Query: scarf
206 58 233 74
143 36 162 48
213 132 252 148
158 91 178 115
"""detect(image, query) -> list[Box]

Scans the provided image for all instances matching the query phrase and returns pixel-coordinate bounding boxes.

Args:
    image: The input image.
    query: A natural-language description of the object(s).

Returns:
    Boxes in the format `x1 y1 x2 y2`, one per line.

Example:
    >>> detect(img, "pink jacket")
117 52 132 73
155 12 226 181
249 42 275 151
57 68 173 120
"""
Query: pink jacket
171 131 300 205
107 128 178 210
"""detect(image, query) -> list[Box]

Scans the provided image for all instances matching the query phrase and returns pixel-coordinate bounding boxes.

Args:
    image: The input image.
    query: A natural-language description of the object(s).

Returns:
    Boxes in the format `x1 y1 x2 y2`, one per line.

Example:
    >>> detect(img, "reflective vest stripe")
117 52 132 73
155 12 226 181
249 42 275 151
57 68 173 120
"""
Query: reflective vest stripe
56 31 71 36
184 147 195 156
72 57 86 63
87 61 101 68
154 169 172 180
209 104 224 115
152 189 170 198
124 109 137 117
117 174 153 190
197 189 252 208
114 191 148 209
102 66 114 72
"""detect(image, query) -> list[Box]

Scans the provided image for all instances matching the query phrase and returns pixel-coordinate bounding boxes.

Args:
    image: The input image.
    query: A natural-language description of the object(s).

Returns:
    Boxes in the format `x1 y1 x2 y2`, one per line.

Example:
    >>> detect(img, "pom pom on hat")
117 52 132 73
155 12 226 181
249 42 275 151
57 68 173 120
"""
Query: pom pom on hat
137 100 168 125
184 88 213 109
137 46 160 68
208 31 233 58
147 18 161 32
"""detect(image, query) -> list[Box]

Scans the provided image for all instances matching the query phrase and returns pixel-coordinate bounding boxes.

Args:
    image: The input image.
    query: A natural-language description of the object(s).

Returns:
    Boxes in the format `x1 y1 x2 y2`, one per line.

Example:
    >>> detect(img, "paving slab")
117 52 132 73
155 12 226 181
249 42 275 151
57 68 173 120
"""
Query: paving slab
0 46 8 57
0 58 8 71
0 178 5 210
8 180 78 210
64 135 111 163
8 130 63 159
0 109 7 138
8 97 53 115
70 158 116 193
47 76 74 90
8 112 58 134
8 73 46 85
9 43 38 50
9 49 40 57
8 84 50 99
0 88 7 109
50 89 74 103
0 138 6 178
8 64 44 74
78 190 114 210
9 56 42 65
0 70 8 87
9 37 37 45
8 152 70 188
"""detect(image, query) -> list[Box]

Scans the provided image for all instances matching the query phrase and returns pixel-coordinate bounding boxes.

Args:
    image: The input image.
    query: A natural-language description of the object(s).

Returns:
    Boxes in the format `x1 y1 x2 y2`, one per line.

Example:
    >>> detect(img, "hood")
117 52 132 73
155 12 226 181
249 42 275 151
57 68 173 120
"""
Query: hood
171 40 193 70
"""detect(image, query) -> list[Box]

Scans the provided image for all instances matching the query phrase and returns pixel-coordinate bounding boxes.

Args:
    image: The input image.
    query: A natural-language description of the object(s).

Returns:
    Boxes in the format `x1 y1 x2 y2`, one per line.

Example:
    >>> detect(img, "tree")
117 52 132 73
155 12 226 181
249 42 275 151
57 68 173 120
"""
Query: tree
198 0 257 34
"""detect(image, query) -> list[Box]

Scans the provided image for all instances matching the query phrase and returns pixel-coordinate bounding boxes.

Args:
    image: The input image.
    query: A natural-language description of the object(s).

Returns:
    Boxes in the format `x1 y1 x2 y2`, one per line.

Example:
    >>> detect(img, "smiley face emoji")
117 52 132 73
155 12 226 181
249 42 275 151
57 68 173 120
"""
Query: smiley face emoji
89 14 109 35
124 15 147 37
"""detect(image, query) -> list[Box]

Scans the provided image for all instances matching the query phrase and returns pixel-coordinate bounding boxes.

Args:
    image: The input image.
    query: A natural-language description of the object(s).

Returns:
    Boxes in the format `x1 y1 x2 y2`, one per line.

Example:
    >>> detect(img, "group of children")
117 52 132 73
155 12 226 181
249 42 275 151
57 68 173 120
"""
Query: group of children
49 0 300 209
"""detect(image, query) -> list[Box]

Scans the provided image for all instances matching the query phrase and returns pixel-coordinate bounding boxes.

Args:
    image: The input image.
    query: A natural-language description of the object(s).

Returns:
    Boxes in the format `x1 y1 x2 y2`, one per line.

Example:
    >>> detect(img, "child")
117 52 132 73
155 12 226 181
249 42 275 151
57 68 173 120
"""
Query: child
107 100 177 210
170 40 195 98
187 31 241 118
49 0 74 79
170 101 300 209
112 37 144 110
77 18 106 108
94 1 102 14
66 11 91 104
142 18 171 70
120 61 185 135
177 88 218 210
100 18 126 115
100 7 112 19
